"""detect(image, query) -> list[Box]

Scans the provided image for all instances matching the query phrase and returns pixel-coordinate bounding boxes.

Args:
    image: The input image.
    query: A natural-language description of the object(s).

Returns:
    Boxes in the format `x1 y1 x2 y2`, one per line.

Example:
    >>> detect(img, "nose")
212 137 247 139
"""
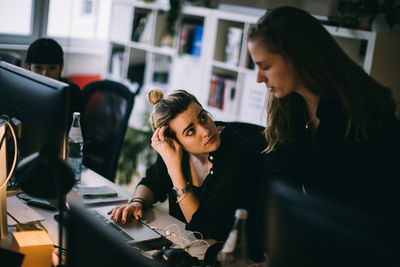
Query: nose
256 69 266 84
199 125 210 137
41 67 49 77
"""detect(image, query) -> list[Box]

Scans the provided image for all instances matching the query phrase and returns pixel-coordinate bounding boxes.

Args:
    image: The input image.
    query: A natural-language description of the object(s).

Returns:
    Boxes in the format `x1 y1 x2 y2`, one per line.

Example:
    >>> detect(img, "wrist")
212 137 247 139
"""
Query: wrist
128 197 145 208
172 183 192 198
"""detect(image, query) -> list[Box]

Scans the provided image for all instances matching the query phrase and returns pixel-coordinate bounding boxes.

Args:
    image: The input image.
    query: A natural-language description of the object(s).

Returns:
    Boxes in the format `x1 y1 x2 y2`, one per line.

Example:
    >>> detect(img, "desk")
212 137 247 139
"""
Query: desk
6 168 210 260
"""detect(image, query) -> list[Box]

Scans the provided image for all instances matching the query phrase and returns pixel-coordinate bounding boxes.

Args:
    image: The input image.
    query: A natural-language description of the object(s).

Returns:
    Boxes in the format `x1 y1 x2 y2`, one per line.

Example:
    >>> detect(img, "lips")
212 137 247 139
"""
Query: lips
205 134 216 146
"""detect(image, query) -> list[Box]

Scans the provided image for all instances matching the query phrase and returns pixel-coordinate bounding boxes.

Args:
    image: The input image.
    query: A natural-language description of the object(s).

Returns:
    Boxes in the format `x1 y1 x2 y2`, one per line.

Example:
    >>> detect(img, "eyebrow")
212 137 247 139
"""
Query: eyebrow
181 109 206 135
255 61 268 66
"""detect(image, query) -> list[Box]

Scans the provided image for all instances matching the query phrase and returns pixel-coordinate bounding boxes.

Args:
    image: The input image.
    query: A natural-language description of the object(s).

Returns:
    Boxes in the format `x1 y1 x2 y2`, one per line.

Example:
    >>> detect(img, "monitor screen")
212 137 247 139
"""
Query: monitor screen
264 180 400 267
66 202 159 267
0 61 70 160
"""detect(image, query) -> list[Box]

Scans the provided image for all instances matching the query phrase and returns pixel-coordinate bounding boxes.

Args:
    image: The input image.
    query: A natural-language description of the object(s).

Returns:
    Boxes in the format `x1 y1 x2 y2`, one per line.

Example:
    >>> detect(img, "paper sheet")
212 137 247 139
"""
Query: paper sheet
7 196 44 225
76 185 128 205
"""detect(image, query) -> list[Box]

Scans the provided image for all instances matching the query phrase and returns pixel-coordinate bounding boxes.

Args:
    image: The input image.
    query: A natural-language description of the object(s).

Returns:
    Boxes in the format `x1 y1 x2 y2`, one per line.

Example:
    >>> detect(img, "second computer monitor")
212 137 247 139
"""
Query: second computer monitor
0 61 70 159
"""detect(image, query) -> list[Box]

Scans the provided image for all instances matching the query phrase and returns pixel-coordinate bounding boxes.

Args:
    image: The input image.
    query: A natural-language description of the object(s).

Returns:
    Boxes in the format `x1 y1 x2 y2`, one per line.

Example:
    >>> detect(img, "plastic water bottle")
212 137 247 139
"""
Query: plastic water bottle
67 112 83 184
217 209 249 267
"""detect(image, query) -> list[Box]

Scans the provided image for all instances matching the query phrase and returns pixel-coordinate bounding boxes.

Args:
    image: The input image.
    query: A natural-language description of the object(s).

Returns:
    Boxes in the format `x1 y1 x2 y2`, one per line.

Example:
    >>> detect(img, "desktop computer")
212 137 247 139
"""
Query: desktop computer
0 61 70 241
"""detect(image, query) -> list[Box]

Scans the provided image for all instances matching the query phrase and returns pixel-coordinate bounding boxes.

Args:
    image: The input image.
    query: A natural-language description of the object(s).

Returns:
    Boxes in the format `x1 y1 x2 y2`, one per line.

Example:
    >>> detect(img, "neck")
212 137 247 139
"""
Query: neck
297 89 320 117
190 153 209 164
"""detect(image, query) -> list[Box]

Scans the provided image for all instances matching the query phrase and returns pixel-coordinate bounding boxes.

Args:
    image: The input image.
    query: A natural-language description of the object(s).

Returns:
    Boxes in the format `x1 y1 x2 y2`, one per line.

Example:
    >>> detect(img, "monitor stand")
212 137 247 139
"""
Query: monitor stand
0 122 8 240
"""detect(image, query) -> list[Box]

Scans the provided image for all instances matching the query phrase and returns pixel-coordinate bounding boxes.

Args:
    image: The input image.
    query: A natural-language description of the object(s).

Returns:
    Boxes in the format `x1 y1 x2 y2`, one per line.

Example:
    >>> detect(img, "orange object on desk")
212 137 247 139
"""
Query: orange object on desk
12 230 54 267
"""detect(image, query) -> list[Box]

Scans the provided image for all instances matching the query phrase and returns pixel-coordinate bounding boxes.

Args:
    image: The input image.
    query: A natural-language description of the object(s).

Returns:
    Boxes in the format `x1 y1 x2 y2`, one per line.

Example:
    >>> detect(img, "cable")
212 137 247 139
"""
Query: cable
16 192 32 202
0 117 18 189
148 223 211 251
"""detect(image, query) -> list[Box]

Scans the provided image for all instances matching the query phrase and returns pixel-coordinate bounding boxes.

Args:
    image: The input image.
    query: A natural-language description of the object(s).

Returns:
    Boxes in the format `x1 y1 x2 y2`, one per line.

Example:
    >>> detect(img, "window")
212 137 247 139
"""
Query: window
0 0 32 35
47 0 110 40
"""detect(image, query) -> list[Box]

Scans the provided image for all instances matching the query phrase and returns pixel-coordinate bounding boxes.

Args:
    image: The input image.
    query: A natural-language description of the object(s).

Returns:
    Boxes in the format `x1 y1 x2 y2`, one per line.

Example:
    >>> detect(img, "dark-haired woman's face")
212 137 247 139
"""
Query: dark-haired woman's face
169 102 220 155
27 63 63 80
248 40 297 99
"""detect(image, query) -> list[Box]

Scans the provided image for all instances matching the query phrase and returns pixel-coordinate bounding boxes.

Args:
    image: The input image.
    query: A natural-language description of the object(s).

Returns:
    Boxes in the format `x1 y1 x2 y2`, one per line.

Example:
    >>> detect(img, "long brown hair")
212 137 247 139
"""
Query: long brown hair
248 6 395 153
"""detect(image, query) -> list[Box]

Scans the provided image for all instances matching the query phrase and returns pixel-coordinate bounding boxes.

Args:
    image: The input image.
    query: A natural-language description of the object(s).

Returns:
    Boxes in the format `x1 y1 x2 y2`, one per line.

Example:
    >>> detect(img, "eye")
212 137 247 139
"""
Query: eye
200 113 207 122
33 66 43 71
261 66 270 71
186 129 194 136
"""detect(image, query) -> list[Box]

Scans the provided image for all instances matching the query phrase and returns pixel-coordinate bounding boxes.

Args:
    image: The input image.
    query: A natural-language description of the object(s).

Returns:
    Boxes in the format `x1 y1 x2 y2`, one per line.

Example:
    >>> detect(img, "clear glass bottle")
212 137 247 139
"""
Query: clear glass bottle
67 112 83 184
217 209 249 267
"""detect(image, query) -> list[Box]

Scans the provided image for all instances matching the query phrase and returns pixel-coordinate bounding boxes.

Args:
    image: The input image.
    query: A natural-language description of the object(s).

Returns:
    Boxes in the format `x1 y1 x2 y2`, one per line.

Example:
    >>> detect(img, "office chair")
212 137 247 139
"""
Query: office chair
81 80 135 181
0 51 22 67
215 121 267 154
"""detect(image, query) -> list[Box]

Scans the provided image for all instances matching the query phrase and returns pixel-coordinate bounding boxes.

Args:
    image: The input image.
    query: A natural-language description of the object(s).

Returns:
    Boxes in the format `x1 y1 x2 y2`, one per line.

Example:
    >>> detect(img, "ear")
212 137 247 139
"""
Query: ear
25 63 32 70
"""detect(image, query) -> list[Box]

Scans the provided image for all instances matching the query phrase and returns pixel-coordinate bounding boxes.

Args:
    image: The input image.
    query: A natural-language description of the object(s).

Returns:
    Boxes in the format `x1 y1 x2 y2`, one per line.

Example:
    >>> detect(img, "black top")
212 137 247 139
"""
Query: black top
139 125 267 262
267 95 400 221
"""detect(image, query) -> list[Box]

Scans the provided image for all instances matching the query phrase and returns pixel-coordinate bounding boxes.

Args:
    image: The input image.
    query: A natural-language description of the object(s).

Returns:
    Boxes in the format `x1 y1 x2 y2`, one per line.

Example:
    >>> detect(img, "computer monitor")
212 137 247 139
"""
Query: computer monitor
264 180 400 267
0 61 70 160
66 202 159 267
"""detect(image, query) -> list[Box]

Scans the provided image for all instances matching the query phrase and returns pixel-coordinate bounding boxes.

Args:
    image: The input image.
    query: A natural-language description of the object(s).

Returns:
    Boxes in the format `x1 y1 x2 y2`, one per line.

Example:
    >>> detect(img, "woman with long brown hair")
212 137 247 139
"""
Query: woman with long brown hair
247 6 400 219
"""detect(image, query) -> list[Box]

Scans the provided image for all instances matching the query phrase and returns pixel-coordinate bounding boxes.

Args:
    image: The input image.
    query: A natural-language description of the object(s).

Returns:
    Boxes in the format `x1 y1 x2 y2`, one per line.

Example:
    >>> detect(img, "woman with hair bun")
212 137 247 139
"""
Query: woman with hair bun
109 89 266 263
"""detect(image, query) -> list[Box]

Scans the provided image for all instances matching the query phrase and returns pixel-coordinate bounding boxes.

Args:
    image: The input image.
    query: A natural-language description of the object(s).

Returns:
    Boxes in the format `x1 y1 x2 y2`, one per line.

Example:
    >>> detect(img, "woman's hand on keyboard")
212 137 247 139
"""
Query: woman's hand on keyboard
107 203 143 224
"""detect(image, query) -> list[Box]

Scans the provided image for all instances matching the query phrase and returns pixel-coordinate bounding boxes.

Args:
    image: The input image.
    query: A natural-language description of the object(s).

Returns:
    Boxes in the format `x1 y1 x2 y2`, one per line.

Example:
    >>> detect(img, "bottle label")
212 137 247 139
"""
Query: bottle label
69 127 83 142
67 157 82 184
221 229 237 253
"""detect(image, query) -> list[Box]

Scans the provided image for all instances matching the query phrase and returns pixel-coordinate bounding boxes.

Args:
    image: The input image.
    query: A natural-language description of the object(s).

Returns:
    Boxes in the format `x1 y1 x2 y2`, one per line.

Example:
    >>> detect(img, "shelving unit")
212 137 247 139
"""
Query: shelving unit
107 0 400 128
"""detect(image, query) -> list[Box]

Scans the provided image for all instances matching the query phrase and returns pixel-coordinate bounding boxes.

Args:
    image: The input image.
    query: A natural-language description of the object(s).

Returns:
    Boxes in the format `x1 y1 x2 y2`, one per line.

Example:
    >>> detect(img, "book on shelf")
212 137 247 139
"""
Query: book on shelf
225 26 243 66
190 26 203 57
208 75 236 112
132 14 149 42
110 50 124 77
178 20 203 56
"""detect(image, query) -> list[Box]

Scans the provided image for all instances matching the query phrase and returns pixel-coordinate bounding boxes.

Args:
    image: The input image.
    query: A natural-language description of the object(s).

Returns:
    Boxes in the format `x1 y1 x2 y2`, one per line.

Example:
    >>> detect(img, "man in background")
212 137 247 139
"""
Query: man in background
25 38 82 114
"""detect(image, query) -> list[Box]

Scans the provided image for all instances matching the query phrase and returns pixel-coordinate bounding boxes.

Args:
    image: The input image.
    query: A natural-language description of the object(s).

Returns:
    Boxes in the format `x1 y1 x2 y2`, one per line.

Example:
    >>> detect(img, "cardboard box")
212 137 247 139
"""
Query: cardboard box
12 230 54 267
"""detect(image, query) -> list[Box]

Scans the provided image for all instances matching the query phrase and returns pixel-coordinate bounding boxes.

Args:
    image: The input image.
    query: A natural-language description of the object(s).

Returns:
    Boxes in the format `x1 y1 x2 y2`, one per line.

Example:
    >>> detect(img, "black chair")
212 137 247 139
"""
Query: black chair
81 80 135 181
0 51 22 66
215 121 267 153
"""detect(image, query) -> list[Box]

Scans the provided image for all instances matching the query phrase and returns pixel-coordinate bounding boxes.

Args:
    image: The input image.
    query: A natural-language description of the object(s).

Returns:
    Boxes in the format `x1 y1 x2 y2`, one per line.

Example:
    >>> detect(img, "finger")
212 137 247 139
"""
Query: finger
110 207 117 220
134 208 143 221
158 126 167 141
114 206 124 222
107 208 113 215
121 208 129 224
151 129 160 143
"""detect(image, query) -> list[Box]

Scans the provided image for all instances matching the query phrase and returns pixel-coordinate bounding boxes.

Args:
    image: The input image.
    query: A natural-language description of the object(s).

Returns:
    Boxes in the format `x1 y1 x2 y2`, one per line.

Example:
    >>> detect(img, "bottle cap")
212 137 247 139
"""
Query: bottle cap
235 209 247 219
73 112 80 117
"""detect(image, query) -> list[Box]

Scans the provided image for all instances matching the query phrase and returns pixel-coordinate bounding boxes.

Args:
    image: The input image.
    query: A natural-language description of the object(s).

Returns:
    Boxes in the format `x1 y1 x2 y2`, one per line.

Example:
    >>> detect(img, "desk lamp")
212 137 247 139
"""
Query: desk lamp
14 143 75 266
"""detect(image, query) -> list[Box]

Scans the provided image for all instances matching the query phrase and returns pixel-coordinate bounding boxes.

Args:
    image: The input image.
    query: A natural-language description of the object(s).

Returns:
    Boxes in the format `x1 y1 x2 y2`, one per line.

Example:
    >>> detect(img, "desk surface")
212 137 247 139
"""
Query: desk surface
6 168 210 260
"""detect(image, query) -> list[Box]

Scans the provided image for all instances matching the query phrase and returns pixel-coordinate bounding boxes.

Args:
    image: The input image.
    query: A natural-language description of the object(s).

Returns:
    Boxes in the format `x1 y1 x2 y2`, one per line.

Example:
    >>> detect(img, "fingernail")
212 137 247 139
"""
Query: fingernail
122 219 125 224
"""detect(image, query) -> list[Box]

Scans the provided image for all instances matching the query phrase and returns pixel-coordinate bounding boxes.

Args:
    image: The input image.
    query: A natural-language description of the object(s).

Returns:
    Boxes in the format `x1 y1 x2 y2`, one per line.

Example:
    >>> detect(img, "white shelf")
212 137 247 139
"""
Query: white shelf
108 1 400 126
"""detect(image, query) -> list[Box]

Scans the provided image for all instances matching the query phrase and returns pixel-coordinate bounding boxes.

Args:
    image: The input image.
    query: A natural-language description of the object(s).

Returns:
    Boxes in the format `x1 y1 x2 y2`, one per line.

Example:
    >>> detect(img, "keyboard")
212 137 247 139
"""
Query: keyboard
89 209 134 242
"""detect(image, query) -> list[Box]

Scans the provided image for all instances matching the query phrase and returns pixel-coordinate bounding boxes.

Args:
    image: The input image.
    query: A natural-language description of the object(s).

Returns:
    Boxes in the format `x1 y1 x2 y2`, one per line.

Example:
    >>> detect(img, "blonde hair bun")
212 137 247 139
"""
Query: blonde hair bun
147 88 164 105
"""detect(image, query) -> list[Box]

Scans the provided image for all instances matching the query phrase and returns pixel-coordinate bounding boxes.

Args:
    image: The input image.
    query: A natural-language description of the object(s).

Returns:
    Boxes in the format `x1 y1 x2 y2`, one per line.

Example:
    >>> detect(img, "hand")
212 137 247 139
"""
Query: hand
107 203 143 224
151 126 183 173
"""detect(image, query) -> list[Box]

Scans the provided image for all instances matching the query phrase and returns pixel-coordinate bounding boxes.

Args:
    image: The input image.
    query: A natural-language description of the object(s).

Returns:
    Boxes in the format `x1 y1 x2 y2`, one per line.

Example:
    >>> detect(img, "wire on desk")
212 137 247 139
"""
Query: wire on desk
147 223 211 251
0 116 18 189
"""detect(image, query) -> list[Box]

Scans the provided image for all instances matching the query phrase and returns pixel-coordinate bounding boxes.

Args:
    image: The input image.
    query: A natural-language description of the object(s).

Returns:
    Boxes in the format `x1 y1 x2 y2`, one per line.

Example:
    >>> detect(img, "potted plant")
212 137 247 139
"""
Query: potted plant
116 114 157 186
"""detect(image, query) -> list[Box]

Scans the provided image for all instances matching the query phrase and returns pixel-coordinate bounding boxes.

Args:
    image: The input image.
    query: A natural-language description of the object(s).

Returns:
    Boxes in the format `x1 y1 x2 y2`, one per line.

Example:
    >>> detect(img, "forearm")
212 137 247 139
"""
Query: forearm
169 170 199 222
131 184 154 208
